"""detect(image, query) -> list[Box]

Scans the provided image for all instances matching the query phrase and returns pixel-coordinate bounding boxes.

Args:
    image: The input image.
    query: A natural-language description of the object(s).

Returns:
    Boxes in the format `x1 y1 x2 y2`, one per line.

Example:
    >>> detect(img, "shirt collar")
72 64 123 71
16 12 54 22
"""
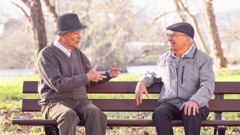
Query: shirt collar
53 40 71 57
171 44 194 59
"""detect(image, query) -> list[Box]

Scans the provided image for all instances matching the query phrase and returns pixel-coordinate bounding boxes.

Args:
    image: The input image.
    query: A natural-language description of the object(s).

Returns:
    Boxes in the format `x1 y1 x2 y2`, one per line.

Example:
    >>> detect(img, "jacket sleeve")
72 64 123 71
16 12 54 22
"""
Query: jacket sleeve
189 57 215 107
38 52 89 93
139 61 162 87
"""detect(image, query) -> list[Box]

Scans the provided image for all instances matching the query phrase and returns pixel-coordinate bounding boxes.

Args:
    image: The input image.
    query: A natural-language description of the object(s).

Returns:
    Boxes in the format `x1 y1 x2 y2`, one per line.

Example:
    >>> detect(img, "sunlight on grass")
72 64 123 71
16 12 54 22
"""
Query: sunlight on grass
0 75 39 100
215 68 240 81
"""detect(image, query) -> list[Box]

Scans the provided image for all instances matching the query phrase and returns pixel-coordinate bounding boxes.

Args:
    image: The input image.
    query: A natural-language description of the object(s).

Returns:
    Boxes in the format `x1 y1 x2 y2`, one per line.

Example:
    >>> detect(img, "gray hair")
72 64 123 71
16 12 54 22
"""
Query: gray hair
190 38 193 45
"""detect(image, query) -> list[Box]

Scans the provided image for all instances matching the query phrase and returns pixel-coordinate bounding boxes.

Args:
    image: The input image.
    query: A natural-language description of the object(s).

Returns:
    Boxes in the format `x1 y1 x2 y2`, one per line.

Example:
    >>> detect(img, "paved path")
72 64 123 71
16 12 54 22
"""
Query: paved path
0 69 34 77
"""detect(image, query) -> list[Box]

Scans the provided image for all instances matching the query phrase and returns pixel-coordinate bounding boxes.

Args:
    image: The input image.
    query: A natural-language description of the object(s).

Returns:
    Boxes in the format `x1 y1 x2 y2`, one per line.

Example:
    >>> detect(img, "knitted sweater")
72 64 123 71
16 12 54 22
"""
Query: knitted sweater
38 43 110 105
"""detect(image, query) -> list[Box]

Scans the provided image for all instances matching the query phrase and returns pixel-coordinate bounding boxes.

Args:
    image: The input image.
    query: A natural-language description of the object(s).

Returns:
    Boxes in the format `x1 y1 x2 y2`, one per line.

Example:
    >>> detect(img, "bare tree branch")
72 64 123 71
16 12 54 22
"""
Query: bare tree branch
174 0 185 22
12 2 32 24
177 0 209 53
20 0 30 8
41 0 58 24
151 11 175 25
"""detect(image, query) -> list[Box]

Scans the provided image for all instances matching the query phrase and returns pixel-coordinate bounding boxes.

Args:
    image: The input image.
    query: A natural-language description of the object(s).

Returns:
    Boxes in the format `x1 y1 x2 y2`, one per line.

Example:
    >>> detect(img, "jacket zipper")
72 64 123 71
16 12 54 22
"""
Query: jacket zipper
181 66 185 84
175 64 179 99
180 65 184 106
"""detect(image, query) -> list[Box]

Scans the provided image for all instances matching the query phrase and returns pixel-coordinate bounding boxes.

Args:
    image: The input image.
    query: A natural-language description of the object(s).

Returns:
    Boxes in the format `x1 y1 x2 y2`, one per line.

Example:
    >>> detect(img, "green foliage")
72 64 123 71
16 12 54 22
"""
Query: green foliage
215 68 240 81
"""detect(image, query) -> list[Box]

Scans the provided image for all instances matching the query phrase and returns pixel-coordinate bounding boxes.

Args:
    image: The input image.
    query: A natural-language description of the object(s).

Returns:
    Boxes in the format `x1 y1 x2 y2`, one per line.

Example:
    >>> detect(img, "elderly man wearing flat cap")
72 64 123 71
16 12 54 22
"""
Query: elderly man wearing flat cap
135 22 215 135
37 13 121 135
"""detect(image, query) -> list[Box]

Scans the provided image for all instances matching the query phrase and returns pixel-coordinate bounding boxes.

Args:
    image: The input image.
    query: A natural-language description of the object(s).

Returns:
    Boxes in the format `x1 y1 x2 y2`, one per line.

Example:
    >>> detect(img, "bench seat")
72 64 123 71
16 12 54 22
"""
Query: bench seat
12 119 240 127
12 81 240 135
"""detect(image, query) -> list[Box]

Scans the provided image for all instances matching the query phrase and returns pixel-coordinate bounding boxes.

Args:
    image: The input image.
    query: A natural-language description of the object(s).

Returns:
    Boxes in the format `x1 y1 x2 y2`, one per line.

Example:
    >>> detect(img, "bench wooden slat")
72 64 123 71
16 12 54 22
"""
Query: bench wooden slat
22 99 240 112
214 82 240 94
23 81 163 94
12 119 240 126
23 81 240 94
209 99 240 112
22 99 160 112
23 81 39 93
87 82 163 94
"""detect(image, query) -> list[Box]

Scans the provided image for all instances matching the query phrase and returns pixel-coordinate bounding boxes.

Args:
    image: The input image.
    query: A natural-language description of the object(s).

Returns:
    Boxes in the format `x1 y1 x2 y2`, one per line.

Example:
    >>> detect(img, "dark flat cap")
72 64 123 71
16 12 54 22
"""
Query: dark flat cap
166 22 194 39
55 13 86 35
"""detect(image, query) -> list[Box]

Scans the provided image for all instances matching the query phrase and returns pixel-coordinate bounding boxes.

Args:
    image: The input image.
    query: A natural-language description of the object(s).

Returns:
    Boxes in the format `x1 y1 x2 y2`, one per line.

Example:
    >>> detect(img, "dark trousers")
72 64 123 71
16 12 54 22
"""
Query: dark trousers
41 99 107 135
152 102 209 135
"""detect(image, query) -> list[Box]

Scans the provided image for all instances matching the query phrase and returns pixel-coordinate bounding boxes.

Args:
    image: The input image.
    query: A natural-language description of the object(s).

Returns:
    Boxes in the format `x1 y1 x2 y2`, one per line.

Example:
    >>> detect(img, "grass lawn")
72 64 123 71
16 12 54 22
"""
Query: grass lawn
0 68 240 134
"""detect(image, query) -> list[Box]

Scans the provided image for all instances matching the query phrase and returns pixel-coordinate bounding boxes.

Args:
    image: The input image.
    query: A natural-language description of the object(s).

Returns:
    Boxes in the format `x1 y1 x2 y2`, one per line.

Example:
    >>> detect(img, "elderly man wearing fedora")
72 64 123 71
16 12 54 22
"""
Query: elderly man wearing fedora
135 22 215 135
37 13 121 135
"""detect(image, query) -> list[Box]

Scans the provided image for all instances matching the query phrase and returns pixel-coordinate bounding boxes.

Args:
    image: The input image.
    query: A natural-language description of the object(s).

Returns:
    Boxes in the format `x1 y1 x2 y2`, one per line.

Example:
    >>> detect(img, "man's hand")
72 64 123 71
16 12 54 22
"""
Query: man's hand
180 100 199 116
108 62 121 78
87 64 107 82
135 82 149 106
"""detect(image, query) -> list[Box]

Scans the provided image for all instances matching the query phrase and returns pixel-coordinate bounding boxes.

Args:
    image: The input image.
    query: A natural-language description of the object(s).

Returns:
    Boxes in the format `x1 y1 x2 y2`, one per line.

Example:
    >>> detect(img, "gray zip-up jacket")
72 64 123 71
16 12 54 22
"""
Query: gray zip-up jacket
139 45 215 108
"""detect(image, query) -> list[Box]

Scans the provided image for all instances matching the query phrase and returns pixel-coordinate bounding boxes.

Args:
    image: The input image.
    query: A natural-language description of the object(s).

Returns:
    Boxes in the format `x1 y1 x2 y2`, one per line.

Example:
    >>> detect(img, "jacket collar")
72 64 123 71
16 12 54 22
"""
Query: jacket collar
185 45 197 59
168 45 197 62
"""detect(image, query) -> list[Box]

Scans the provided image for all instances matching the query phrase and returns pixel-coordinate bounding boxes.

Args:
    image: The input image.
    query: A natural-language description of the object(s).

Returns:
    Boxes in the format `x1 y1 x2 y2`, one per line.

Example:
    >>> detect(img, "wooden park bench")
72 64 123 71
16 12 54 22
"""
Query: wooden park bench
12 81 240 135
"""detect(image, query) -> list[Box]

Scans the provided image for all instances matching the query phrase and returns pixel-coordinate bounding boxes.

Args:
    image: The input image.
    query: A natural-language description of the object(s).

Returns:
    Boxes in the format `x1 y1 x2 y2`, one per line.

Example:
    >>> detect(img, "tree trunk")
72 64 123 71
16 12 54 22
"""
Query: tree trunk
30 0 47 53
13 0 48 73
14 0 48 54
204 0 227 69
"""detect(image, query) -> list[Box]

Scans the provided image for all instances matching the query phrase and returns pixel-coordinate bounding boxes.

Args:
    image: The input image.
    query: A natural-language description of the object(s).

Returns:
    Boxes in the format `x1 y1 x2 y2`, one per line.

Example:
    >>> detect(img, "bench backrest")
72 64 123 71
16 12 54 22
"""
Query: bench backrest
22 81 240 113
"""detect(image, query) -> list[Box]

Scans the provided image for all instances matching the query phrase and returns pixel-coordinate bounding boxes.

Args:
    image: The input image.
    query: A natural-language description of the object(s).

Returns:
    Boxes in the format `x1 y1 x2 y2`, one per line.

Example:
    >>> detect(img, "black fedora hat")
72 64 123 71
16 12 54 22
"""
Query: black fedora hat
54 13 87 35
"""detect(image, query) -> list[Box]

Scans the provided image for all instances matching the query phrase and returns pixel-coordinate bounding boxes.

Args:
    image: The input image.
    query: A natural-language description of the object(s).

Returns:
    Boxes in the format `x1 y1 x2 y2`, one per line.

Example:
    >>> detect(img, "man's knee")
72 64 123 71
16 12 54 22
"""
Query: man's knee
60 109 79 125
89 106 106 119
182 106 209 121
83 104 107 123
154 106 169 116
152 106 169 121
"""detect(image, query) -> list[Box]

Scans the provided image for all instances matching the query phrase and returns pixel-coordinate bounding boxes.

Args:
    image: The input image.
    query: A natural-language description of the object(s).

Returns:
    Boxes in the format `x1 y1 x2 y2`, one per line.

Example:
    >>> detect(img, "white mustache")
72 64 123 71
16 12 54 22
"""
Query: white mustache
168 41 175 45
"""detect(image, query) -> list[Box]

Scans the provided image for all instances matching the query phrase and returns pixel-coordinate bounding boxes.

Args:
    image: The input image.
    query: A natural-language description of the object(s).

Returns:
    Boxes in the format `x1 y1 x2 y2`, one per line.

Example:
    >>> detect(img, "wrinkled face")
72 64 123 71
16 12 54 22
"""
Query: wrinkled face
167 31 190 54
60 30 82 50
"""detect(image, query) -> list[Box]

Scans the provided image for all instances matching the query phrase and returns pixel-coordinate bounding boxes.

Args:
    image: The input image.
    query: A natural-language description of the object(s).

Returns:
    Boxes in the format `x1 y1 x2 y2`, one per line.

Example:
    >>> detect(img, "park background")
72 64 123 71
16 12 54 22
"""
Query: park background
0 0 240 134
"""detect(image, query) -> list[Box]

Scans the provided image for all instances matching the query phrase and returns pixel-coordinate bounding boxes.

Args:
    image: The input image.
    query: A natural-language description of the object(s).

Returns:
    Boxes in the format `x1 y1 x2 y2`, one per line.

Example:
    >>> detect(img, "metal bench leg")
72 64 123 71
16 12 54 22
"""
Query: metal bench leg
44 125 59 135
214 95 226 135
214 126 217 135
214 126 226 135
